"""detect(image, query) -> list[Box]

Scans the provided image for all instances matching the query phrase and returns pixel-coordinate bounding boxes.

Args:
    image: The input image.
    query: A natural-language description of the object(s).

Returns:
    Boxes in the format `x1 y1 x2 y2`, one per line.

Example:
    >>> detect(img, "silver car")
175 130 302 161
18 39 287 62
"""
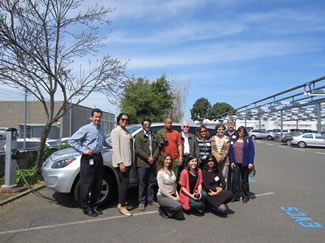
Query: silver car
248 129 268 139
291 133 325 148
41 123 215 206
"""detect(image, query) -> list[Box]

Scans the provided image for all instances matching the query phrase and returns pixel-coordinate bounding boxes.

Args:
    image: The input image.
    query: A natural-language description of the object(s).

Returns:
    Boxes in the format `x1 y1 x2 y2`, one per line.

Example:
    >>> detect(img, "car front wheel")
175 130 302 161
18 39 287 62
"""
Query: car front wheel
286 140 292 146
73 171 117 207
251 135 256 140
267 135 273 140
298 141 306 148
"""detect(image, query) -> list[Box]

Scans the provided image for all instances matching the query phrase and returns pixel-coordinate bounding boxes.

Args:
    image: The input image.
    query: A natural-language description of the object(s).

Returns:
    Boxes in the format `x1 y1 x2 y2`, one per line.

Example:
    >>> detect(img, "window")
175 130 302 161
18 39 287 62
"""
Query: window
302 134 313 139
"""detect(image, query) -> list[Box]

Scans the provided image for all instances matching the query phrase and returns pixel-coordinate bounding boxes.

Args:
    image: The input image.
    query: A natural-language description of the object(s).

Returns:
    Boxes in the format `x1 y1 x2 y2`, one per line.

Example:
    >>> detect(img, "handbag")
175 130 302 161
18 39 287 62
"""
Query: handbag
249 164 256 177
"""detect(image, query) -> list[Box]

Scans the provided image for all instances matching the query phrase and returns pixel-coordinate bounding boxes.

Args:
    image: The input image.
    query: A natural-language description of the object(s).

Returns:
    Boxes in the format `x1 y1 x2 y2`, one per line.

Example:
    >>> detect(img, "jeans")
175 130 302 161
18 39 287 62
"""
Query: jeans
232 164 250 200
189 191 207 209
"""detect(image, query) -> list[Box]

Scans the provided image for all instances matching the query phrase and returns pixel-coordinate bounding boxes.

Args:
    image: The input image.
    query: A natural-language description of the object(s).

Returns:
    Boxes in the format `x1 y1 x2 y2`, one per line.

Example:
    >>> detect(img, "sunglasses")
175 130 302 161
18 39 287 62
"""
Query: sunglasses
200 130 207 133
207 159 214 162
121 118 129 122
182 126 189 128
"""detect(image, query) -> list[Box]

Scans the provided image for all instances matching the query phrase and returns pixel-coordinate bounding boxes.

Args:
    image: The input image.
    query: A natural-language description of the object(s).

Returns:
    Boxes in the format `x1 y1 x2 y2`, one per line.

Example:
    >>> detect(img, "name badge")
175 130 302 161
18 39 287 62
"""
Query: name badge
214 176 219 182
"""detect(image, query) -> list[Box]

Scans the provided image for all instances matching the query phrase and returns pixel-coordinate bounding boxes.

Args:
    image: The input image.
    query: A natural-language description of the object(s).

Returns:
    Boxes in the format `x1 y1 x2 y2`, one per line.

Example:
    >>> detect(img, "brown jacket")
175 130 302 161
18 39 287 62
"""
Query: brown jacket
210 135 230 165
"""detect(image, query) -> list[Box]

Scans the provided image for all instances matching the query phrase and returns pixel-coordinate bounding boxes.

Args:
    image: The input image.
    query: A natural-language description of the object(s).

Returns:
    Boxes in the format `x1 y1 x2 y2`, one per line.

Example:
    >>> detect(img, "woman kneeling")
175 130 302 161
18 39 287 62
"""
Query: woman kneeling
179 155 207 215
157 153 185 220
203 154 233 214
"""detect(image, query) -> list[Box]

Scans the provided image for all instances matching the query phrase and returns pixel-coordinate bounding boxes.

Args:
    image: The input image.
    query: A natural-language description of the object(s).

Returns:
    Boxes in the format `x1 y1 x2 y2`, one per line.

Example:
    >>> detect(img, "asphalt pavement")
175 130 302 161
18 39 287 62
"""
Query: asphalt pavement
0 140 324 243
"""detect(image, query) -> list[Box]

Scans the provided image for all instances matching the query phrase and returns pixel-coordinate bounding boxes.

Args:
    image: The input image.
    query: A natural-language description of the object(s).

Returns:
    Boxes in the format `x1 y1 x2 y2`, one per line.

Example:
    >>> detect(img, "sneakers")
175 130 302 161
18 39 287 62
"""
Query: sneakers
138 203 145 211
149 201 160 208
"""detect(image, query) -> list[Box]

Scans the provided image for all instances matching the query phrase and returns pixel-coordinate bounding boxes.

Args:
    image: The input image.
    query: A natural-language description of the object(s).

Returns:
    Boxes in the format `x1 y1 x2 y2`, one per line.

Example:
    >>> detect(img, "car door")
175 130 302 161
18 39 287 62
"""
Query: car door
301 133 314 146
314 134 325 147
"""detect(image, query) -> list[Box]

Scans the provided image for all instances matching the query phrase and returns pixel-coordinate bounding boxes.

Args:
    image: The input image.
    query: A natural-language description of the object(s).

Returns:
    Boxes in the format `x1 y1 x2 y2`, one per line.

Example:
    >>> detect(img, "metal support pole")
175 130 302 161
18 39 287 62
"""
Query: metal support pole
279 110 283 141
317 103 321 133
2 128 18 190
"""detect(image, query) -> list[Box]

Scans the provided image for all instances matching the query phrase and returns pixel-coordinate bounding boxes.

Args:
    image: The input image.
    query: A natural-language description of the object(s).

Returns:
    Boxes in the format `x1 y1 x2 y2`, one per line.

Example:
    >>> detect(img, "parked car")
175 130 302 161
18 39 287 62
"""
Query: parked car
41 123 215 206
291 133 325 148
282 131 319 145
248 129 267 139
265 129 290 141
2 138 58 152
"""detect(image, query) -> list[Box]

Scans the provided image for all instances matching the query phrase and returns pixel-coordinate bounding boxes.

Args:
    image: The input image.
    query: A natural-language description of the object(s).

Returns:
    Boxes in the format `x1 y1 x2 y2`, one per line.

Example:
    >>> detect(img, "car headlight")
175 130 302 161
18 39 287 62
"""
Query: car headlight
52 158 76 168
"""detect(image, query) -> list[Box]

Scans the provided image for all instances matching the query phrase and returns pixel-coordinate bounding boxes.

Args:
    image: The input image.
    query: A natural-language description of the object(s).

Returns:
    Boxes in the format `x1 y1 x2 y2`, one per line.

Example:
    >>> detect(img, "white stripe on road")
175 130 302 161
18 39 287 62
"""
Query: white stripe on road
315 152 325 155
266 143 273 146
0 192 276 236
0 211 158 235
292 148 305 151
255 192 275 197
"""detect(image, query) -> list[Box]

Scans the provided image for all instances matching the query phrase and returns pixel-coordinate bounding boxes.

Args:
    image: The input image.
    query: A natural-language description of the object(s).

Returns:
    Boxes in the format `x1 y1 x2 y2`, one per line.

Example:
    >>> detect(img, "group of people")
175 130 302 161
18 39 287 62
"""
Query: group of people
69 109 255 219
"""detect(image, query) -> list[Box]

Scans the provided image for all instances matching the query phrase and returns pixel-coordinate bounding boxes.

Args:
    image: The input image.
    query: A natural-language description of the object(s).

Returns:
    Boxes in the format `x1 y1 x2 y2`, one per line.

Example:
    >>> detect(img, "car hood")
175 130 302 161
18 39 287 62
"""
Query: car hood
49 147 81 161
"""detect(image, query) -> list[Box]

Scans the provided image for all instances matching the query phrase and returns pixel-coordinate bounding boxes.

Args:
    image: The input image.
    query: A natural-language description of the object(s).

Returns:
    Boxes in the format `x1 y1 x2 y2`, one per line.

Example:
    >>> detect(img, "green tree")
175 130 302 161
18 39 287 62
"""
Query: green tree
0 0 127 171
210 102 235 120
120 75 174 124
190 98 211 122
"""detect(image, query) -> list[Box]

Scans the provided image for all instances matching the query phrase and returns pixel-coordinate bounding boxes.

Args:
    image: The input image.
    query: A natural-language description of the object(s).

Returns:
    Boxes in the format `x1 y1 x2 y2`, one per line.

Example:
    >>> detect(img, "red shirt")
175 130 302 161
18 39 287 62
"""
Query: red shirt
161 128 181 159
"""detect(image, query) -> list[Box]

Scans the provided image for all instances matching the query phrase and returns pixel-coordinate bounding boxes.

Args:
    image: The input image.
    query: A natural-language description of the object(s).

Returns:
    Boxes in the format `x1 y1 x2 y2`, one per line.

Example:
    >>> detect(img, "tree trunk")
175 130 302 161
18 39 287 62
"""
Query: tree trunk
36 123 52 173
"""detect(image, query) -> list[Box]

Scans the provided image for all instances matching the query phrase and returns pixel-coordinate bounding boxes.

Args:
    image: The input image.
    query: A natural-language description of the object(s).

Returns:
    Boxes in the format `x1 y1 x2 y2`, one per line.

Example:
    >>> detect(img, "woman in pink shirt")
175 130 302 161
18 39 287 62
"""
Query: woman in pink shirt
178 155 207 215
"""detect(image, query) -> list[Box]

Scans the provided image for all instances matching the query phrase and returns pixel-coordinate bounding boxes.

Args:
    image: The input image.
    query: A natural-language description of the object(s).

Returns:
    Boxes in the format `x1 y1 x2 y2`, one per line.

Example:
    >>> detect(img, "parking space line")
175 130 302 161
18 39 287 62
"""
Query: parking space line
255 192 275 197
292 148 305 151
0 210 158 235
315 152 325 155
266 143 273 146
0 191 276 236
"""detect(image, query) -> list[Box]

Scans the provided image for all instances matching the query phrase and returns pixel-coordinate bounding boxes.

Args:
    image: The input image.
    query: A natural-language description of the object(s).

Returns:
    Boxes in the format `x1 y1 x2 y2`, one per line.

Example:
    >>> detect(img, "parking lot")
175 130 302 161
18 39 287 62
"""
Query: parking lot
0 140 324 243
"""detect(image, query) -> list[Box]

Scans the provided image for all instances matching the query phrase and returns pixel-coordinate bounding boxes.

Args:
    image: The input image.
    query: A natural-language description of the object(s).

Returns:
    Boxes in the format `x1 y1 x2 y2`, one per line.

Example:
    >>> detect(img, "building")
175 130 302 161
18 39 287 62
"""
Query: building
0 101 115 139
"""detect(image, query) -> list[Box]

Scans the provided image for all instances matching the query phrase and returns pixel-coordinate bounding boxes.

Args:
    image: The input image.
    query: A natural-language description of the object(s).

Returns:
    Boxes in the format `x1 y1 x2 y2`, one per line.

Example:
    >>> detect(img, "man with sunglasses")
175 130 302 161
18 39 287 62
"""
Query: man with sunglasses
180 121 201 169
134 118 160 211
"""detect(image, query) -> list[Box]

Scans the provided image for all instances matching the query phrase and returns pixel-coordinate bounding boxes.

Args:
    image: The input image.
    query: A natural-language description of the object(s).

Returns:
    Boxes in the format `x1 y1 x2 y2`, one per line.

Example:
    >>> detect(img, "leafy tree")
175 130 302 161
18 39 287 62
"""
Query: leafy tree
0 0 127 171
190 98 211 122
210 102 235 120
120 75 174 124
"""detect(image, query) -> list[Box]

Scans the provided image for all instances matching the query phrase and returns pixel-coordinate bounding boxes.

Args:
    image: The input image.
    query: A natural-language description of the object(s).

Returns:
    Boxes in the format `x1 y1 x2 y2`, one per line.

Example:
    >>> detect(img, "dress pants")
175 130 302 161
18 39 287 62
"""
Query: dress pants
232 164 250 201
138 166 156 204
157 195 184 220
80 153 103 211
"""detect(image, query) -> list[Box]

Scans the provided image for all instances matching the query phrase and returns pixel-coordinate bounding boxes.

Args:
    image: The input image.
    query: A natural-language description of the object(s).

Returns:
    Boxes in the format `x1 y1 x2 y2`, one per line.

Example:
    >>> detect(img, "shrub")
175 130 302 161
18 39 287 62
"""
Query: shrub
16 167 42 186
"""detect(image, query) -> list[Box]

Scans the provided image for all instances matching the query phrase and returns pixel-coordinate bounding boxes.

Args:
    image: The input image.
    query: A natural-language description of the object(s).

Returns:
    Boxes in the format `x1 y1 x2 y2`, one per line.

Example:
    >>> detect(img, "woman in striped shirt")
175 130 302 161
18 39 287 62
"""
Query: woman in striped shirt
196 125 211 169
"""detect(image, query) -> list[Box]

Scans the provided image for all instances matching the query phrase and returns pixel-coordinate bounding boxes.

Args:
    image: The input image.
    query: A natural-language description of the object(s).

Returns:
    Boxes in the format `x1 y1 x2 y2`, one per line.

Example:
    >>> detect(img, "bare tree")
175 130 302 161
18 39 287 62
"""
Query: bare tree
0 0 127 171
169 79 189 122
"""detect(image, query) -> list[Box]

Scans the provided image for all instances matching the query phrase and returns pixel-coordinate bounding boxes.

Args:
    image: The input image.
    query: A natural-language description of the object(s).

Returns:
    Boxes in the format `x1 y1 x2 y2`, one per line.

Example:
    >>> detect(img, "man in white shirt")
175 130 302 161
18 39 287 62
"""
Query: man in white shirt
180 121 201 170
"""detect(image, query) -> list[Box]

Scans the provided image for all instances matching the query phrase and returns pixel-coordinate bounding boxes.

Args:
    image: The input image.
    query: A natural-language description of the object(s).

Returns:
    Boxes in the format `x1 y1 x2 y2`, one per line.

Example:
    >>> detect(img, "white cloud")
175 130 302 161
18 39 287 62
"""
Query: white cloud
109 0 210 19
126 39 319 69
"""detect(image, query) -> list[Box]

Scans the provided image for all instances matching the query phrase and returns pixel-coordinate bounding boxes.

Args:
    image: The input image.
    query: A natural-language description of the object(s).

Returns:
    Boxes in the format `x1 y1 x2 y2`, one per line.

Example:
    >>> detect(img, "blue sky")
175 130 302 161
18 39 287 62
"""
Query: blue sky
1 0 325 122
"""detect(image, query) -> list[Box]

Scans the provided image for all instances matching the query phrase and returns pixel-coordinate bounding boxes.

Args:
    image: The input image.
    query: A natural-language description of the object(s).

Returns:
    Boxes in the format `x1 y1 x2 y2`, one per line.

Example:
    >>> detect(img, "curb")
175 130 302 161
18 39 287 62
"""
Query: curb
0 184 46 206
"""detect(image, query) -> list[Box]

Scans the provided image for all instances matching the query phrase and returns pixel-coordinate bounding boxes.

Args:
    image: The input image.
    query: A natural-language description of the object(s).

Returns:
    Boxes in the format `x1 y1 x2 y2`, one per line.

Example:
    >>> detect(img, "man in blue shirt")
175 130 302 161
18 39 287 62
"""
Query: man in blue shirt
69 108 109 217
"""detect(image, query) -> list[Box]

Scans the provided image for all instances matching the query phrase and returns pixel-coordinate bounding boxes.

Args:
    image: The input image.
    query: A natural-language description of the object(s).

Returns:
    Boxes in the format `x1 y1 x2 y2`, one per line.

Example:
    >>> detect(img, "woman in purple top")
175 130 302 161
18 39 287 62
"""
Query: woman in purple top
229 126 255 203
